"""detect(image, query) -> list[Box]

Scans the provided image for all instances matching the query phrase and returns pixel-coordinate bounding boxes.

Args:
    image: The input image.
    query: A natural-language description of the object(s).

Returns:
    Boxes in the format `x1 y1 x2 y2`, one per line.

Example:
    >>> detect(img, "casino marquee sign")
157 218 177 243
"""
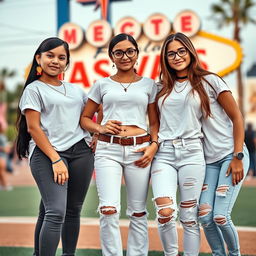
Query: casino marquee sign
58 10 242 89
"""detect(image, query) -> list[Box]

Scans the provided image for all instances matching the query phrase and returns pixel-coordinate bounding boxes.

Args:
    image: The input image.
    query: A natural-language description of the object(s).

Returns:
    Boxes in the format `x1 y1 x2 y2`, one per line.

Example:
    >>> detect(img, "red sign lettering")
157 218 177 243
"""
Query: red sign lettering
121 22 134 35
64 29 77 44
181 15 192 32
150 19 163 35
137 56 149 76
197 49 208 70
94 25 104 41
151 55 160 80
94 59 110 77
69 62 90 87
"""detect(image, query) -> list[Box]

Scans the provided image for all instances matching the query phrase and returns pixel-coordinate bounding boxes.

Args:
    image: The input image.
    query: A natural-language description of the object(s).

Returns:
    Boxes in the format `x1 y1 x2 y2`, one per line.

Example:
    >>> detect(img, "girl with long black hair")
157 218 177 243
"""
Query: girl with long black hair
16 37 94 256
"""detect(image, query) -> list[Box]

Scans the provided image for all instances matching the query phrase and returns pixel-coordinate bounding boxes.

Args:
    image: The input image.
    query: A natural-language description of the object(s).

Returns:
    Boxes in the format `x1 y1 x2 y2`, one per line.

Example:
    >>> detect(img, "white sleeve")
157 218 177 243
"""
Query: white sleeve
19 88 42 114
156 82 163 93
82 90 88 104
88 80 101 104
149 81 158 104
206 75 231 100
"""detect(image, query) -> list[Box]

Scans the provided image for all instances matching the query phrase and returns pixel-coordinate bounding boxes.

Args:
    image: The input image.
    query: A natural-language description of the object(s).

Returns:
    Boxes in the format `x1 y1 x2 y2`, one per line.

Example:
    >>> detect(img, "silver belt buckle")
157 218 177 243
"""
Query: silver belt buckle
118 136 128 145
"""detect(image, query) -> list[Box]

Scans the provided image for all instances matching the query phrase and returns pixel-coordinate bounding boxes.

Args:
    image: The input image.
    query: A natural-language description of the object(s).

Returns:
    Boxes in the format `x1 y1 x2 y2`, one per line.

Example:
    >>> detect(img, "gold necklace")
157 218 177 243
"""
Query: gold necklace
114 74 137 92
174 80 188 93
41 81 66 96
119 81 134 92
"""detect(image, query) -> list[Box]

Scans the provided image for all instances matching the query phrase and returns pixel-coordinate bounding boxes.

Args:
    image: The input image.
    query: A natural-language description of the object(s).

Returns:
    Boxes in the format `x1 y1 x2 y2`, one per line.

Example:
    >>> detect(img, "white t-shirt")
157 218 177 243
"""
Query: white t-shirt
157 80 203 141
202 74 233 164
88 76 157 131
19 80 91 159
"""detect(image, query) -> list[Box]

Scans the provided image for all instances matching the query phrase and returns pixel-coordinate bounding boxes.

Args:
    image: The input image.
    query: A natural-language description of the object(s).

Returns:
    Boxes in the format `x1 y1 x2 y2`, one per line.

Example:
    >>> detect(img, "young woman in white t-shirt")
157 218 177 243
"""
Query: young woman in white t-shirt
16 37 94 256
198 64 249 254
80 33 159 256
151 32 221 256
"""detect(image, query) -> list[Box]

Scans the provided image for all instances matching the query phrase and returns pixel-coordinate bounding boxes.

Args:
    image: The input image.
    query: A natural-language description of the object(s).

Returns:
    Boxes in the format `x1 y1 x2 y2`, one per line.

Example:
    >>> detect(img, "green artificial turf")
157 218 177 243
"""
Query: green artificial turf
0 247 217 256
0 185 255 226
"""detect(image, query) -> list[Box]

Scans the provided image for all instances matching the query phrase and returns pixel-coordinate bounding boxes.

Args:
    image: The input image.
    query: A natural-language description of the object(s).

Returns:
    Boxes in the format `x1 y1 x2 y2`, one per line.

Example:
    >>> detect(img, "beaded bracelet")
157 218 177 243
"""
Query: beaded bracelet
52 158 62 165
151 140 159 148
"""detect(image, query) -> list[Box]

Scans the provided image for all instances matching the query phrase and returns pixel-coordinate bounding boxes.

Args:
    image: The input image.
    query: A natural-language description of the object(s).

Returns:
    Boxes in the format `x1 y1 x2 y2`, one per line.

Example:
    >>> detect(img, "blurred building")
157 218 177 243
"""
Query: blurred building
245 64 256 128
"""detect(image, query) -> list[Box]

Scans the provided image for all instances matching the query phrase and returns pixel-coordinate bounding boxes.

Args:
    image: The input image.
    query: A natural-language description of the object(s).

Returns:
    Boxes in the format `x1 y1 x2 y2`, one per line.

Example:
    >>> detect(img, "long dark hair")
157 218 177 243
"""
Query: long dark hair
108 33 139 58
16 37 70 159
158 32 215 118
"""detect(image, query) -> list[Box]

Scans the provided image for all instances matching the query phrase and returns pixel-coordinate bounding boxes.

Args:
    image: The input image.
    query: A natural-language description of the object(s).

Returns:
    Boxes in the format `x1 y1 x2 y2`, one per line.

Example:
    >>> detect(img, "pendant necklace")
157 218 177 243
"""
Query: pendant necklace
174 80 188 93
119 81 133 92
116 74 136 92
41 81 66 96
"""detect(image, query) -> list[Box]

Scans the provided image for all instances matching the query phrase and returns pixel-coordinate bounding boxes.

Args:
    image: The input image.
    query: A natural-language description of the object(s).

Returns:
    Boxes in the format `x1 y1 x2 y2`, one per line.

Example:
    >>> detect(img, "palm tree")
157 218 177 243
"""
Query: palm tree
0 68 16 100
0 68 16 132
211 0 256 116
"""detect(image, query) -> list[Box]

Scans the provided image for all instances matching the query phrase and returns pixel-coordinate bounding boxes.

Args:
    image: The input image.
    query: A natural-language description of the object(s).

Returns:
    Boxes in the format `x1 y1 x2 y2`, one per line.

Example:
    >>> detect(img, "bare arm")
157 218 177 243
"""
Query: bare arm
148 102 160 143
89 104 103 152
25 109 68 185
80 99 122 135
217 91 244 185
135 102 160 168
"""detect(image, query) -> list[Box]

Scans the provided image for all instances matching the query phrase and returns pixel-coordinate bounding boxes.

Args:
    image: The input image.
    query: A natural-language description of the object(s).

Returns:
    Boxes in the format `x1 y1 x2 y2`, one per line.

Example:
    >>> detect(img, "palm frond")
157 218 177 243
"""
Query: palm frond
211 4 228 15
248 17 256 24
0 68 16 79
211 3 231 26
244 0 256 8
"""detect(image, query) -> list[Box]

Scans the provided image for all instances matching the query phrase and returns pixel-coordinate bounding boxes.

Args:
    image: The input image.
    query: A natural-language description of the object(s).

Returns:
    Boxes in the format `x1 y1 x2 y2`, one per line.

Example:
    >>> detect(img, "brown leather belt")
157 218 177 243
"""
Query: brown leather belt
98 134 151 146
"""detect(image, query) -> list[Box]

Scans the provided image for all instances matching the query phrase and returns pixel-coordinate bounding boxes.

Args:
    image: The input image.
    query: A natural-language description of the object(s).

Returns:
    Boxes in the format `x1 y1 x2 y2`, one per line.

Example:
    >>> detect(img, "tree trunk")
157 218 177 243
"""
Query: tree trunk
233 17 244 116
236 65 244 116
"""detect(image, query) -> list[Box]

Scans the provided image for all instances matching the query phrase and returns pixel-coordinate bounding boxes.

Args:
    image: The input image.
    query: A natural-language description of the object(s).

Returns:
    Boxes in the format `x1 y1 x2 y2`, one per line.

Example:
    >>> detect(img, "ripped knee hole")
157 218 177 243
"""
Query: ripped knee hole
214 216 227 225
199 204 212 217
158 216 172 224
100 206 117 215
180 220 197 227
132 211 146 217
216 185 229 193
180 199 197 208
158 207 174 217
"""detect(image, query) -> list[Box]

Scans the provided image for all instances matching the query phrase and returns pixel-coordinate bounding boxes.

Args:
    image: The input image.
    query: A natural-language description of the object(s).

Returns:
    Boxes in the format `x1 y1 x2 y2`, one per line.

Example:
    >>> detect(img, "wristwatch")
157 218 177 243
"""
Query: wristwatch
233 152 244 160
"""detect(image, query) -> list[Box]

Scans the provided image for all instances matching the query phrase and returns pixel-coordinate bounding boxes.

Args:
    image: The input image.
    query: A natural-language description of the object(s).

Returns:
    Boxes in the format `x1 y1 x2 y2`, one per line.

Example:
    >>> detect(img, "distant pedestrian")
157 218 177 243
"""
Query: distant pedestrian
245 122 256 177
0 122 12 191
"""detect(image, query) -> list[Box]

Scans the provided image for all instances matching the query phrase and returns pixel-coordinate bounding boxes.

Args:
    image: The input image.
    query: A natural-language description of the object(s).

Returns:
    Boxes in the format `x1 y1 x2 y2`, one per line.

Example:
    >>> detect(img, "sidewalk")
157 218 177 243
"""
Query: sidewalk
2 160 256 255
0 217 256 254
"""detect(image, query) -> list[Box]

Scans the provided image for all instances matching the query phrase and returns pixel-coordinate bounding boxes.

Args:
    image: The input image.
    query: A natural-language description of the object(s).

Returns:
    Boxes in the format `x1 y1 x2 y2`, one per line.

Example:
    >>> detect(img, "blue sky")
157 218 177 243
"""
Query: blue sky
0 0 255 91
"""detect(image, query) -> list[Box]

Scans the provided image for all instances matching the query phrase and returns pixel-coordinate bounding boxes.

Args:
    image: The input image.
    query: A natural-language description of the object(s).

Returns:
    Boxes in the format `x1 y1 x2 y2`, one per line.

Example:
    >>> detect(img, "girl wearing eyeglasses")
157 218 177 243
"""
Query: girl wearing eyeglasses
80 33 159 256
151 32 249 256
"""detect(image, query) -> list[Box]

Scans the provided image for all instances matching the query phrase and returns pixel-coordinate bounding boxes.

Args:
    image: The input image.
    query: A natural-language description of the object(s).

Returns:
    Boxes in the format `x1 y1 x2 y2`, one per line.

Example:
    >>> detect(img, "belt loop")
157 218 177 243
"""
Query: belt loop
110 135 114 144
182 138 185 147
133 136 136 146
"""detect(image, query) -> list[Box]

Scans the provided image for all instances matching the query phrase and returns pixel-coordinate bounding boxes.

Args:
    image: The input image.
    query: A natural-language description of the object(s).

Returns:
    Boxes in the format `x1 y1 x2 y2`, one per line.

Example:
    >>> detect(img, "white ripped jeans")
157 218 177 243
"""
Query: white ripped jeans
95 138 151 256
151 138 206 256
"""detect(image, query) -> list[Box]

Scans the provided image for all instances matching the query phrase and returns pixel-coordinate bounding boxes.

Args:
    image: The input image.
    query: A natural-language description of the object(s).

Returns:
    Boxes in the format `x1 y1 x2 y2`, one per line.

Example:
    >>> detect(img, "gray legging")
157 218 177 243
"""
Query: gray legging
30 139 94 256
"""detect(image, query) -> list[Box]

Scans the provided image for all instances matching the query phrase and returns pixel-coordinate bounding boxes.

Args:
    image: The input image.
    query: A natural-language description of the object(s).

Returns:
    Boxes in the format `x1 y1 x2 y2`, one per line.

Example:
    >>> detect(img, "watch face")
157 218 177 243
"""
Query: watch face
237 152 244 160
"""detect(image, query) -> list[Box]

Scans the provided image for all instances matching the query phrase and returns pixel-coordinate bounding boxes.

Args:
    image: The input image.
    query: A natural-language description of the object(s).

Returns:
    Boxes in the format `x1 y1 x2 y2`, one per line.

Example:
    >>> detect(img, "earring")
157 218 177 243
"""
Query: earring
36 66 42 76
136 61 138 66
112 63 116 69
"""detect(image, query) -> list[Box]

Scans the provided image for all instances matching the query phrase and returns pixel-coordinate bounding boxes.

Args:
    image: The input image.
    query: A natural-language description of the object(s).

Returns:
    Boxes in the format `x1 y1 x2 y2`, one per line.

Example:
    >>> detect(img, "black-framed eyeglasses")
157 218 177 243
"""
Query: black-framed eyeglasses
112 48 137 59
166 48 188 60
